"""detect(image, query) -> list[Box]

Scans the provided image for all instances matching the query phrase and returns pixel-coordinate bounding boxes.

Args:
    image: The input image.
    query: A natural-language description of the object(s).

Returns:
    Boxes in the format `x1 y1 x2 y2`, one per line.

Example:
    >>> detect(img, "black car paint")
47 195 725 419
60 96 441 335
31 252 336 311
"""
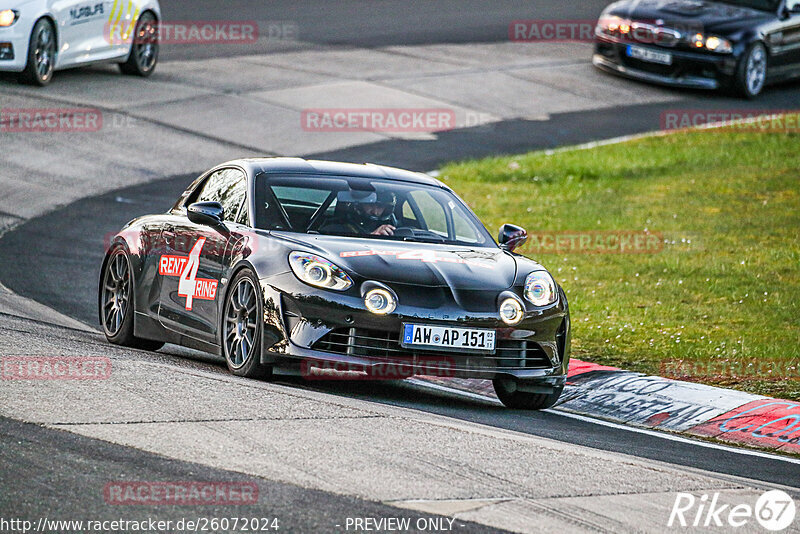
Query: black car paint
594 0 800 90
100 158 570 389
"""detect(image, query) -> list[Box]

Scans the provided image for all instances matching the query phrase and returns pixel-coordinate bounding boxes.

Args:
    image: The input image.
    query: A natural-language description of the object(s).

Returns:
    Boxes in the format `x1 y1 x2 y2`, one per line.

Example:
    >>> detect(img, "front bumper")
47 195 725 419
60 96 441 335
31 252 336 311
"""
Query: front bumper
0 19 32 72
593 36 739 90
258 273 570 384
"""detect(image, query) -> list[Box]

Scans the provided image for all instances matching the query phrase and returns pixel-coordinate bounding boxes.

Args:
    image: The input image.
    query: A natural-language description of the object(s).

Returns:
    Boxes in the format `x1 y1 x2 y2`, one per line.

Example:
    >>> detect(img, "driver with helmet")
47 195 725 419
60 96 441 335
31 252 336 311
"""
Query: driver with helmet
321 190 397 236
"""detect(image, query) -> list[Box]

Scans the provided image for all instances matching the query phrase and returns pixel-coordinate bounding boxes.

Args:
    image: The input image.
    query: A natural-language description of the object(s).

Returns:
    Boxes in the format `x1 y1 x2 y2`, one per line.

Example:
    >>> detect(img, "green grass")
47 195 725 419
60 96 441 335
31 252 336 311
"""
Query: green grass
439 117 800 400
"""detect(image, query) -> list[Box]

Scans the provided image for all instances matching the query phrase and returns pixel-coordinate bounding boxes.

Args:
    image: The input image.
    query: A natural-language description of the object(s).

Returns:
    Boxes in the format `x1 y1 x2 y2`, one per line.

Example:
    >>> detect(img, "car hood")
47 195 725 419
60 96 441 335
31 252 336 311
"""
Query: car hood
608 0 774 34
274 233 526 290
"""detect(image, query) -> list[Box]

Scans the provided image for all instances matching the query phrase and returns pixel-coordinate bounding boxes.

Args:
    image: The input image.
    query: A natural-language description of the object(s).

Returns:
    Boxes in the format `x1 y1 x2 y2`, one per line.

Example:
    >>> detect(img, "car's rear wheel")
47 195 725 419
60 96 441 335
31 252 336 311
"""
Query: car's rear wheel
493 378 563 410
222 269 273 379
119 11 158 77
20 18 56 86
100 247 164 351
734 42 767 99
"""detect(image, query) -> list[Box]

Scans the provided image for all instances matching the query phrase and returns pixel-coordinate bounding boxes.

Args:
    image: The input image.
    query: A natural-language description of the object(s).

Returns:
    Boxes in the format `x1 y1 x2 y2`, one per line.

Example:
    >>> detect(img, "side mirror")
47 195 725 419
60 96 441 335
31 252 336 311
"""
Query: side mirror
498 223 528 252
187 201 225 227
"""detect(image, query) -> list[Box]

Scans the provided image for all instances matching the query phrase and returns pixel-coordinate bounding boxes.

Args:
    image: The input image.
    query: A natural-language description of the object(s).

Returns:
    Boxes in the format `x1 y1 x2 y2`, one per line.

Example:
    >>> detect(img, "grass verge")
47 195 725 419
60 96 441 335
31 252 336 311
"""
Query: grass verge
438 115 800 400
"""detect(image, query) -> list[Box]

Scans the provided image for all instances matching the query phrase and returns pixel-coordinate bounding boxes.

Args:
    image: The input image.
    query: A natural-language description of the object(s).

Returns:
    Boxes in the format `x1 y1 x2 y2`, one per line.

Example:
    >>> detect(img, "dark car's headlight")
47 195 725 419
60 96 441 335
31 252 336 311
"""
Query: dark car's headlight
695 34 733 53
0 9 19 27
596 15 631 37
289 252 353 291
524 271 557 306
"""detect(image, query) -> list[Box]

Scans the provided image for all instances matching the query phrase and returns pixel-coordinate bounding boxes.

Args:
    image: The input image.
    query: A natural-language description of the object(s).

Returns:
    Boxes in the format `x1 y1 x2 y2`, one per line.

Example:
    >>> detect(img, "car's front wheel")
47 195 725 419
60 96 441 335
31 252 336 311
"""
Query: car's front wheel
100 247 164 351
20 18 56 86
493 378 563 410
222 269 273 379
119 11 158 77
734 42 767 99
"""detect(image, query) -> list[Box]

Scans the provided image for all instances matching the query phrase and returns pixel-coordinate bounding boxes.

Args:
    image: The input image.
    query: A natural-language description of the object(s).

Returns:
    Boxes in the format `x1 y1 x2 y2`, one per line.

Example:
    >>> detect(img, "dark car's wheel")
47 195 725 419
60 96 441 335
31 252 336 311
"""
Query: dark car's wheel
19 18 56 86
734 42 767 99
119 11 158 77
100 247 164 351
222 269 273 379
493 378 563 410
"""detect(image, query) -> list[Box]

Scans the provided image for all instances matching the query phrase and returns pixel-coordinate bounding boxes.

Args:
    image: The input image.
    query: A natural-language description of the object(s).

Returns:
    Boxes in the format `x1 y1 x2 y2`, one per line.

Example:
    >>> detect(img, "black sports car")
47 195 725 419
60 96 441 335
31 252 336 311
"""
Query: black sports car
593 0 800 97
99 158 570 409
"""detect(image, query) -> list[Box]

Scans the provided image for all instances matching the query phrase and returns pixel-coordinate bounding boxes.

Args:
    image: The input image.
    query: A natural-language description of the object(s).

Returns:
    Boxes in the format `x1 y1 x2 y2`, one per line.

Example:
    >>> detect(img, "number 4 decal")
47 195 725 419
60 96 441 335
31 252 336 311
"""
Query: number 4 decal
160 238 218 310
177 238 204 310
396 249 439 263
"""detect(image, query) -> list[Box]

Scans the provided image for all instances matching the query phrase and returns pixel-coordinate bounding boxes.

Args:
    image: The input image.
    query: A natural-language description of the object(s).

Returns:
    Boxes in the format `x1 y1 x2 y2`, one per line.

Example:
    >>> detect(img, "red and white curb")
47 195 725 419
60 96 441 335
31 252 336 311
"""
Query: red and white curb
414 360 800 455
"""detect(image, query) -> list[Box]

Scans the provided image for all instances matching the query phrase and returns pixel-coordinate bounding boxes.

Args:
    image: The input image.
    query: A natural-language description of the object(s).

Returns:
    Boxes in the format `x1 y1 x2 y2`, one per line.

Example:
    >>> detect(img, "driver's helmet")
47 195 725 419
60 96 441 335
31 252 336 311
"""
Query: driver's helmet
348 190 397 227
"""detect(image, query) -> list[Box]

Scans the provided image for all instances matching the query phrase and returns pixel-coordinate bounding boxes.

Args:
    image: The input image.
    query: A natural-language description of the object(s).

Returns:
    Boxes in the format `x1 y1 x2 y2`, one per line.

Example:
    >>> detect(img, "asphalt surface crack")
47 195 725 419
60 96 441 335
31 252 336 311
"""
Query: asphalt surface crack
51 414 386 426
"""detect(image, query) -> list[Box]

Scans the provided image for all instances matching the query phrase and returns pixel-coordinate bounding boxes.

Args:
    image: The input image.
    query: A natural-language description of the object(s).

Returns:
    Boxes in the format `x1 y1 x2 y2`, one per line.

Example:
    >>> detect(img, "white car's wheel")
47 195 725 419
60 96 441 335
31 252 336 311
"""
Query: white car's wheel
20 18 56 86
119 11 158 77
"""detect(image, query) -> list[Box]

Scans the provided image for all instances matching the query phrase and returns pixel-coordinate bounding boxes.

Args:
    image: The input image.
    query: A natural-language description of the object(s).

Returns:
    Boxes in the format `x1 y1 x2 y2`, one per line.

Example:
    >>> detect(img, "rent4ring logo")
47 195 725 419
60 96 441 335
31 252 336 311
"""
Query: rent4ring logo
668 490 796 531
158 238 218 310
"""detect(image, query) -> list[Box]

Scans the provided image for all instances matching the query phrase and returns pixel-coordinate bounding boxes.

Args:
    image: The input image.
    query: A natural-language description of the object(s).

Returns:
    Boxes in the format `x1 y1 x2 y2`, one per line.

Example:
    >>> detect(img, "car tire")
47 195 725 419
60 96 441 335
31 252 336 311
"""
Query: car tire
19 18 56 86
119 11 158 77
734 42 768 99
222 269 273 379
493 378 563 410
100 247 165 351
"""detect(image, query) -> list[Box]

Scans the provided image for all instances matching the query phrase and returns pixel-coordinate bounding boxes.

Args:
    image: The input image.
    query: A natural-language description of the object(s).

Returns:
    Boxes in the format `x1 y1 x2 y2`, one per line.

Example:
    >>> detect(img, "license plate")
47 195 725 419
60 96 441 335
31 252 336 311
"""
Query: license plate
401 324 496 353
626 44 672 65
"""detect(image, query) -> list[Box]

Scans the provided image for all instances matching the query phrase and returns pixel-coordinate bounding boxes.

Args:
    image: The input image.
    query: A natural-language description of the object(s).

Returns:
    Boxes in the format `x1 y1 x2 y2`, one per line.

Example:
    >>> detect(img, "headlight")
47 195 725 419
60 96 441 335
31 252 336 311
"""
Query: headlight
499 298 524 325
524 271 557 306
704 35 732 53
596 15 631 36
0 9 18 27
690 33 733 53
288 252 353 291
364 288 396 315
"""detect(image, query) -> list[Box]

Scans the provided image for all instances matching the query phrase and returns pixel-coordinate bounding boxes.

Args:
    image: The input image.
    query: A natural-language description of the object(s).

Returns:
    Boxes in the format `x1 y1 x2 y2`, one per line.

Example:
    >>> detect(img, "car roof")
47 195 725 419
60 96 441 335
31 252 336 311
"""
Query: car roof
223 157 446 189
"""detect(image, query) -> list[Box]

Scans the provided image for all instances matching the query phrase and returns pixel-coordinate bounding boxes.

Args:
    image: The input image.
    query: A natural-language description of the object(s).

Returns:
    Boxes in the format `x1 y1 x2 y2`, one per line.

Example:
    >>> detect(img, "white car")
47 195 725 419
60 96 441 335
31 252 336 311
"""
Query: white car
0 0 160 85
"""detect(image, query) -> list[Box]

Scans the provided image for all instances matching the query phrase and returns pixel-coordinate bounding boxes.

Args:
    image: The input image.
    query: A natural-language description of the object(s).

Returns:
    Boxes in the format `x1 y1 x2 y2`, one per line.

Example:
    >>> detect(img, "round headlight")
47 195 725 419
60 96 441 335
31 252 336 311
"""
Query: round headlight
365 288 396 315
304 261 331 284
524 271 557 306
499 298 524 325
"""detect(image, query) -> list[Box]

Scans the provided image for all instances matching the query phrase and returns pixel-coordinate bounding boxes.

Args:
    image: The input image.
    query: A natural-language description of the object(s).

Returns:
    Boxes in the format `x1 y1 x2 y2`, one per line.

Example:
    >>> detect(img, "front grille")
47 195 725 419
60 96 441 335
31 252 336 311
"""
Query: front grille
311 327 552 370
626 23 682 48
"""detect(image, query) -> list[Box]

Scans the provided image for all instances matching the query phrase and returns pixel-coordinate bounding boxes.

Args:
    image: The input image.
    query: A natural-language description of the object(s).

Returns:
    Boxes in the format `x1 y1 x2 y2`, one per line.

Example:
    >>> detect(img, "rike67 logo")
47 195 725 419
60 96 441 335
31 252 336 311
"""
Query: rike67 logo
159 238 218 310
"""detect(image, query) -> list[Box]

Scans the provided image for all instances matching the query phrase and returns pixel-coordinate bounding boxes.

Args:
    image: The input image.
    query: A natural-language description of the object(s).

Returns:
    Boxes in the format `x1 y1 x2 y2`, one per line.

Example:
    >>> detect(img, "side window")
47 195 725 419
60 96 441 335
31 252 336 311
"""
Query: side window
193 168 247 222
453 209 479 243
236 200 250 226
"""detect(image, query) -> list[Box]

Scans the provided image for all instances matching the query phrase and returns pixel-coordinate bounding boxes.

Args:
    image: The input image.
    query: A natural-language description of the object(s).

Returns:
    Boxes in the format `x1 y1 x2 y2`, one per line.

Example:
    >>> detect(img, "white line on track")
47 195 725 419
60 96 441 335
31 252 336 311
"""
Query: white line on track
408 379 800 466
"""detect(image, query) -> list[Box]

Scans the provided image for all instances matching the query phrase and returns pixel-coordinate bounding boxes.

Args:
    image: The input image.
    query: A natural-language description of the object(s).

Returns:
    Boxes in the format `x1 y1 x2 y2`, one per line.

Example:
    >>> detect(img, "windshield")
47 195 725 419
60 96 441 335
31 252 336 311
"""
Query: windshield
253 174 495 248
